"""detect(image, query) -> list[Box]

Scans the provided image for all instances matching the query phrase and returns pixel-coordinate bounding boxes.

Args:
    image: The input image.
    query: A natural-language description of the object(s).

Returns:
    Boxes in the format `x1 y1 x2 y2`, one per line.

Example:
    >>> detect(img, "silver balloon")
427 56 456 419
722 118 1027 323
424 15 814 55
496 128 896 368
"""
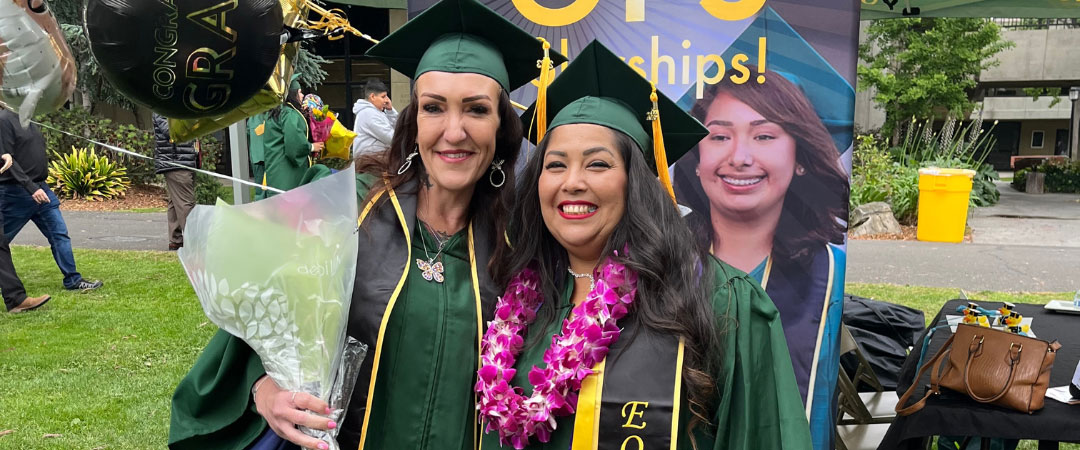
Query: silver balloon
0 0 76 127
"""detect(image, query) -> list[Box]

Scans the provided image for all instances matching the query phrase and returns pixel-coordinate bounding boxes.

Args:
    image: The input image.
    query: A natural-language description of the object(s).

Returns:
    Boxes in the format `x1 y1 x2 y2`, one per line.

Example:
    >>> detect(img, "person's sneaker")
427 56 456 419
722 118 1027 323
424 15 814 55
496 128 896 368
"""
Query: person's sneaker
9 295 51 313
168 243 183 251
68 280 103 291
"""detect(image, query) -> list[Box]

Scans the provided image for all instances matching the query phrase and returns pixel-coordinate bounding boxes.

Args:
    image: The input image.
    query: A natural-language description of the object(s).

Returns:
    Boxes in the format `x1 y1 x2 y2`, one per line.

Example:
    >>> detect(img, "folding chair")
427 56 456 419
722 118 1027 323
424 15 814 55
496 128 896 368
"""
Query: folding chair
835 324 899 450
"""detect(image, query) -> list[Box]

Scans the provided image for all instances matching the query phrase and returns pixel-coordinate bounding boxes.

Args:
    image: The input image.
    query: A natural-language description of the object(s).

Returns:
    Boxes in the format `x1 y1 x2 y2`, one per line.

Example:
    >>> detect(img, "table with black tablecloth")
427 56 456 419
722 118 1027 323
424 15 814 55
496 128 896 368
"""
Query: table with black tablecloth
878 300 1080 450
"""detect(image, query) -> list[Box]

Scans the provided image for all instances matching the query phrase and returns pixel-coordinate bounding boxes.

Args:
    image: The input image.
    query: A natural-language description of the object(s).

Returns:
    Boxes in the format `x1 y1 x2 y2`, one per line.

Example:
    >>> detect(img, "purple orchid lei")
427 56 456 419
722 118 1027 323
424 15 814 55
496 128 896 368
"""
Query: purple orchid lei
476 257 638 449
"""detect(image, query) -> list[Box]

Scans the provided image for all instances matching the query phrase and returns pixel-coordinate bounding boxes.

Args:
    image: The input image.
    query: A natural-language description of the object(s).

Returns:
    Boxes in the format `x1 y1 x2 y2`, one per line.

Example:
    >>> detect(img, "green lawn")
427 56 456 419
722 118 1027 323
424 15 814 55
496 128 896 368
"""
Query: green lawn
0 246 214 449
0 248 1075 448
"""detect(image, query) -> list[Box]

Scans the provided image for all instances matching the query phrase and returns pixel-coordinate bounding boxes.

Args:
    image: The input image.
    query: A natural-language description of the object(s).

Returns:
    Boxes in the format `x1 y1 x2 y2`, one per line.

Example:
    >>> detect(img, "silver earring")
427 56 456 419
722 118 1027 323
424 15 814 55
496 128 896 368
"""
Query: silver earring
796 166 806 176
489 158 506 188
398 145 418 175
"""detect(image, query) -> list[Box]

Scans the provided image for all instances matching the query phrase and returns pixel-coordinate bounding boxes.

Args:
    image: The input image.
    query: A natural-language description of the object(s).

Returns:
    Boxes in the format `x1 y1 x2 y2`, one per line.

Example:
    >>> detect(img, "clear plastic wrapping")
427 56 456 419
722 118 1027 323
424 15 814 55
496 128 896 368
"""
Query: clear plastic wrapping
179 168 364 449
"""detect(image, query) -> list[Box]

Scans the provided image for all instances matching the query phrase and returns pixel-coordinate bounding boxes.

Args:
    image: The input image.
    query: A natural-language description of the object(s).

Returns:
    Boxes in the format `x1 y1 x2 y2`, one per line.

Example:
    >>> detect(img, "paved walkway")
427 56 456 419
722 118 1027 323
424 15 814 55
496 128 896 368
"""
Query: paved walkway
846 182 1080 292
846 240 1078 292
10 184 1079 293
11 210 170 251
968 181 1080 248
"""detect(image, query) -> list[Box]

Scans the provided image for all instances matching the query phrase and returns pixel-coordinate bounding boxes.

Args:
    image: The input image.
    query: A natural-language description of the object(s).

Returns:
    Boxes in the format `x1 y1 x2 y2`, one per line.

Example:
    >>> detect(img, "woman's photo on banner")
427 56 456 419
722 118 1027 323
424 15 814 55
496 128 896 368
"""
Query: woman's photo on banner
673 66 850 413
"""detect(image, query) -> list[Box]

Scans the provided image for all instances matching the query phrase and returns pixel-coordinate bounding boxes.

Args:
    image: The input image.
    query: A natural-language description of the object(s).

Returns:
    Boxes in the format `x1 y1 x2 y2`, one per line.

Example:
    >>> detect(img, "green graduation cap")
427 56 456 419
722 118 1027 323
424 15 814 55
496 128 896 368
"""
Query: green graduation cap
365 0 566 92
523 40 707 201
289 73 302 91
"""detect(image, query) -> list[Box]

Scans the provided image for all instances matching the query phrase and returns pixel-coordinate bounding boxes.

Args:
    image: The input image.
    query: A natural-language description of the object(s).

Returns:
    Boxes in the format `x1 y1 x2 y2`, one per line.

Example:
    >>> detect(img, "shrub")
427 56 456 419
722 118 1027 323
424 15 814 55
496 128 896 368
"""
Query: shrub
850 135 920 224
194 134 231 205
47 146 130 201
37 107 157 186
1013 160 1080 193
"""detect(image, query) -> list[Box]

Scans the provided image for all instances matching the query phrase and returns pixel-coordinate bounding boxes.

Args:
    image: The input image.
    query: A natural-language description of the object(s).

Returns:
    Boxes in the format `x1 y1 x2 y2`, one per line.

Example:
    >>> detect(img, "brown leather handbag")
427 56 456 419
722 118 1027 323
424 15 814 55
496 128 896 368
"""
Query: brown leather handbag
896 323 1061 415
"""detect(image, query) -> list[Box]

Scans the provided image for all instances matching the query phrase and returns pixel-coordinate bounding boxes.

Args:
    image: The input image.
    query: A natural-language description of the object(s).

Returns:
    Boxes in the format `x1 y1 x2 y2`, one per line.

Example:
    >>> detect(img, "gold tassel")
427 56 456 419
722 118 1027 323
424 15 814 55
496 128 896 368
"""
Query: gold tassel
649 83 676 204
534 37 554 142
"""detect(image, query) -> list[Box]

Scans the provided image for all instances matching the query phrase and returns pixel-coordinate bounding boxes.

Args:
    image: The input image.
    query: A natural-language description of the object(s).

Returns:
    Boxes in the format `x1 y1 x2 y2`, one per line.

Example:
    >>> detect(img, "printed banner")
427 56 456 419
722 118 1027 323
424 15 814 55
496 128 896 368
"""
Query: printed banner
408 1 858 448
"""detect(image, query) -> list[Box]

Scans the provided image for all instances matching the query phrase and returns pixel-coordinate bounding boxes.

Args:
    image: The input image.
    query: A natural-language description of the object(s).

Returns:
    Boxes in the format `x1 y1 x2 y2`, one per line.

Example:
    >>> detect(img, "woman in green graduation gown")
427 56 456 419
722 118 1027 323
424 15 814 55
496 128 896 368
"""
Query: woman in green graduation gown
261 75 323 198
167 1 565 449
476 41 811 450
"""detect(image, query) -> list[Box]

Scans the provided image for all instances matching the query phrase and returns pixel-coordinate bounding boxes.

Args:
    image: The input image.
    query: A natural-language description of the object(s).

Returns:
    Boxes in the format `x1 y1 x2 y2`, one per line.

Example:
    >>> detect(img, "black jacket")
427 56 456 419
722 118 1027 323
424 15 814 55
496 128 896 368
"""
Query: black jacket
153 114 198 174
0 109 49 194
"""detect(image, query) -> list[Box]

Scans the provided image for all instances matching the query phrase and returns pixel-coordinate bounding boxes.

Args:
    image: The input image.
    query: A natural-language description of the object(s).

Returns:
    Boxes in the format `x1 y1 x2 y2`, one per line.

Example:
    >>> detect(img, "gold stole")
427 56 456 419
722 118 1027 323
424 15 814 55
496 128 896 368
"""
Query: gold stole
571 321 685 450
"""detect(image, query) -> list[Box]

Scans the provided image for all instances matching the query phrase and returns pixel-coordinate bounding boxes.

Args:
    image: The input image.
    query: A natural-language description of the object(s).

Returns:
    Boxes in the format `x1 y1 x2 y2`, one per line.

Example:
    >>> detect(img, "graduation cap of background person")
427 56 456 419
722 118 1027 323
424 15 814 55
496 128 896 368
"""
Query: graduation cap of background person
365 0 566 92
523 40 708 202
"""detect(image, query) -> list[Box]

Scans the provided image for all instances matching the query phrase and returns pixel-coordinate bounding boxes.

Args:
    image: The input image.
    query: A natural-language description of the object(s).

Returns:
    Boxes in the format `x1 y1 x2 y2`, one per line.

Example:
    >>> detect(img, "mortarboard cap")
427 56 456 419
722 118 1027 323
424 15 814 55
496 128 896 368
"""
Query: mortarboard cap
365 0 566 92
524 40 707 201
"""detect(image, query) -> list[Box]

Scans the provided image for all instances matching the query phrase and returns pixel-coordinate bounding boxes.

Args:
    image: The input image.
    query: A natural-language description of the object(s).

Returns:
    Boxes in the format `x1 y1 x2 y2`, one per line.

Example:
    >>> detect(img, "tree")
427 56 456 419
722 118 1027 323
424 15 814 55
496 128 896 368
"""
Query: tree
858 18 1013 140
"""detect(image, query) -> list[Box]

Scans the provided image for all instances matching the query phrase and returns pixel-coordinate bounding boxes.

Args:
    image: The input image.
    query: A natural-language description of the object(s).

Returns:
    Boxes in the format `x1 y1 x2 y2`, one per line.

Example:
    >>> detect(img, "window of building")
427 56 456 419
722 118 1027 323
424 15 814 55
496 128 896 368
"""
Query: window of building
1031 130 1045 149
309 5 391 127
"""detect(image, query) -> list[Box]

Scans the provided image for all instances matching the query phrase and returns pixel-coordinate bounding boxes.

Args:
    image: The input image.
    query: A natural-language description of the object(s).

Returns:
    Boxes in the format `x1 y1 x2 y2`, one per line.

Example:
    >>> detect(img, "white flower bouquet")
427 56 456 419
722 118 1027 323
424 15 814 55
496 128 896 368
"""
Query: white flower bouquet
178 168 364 450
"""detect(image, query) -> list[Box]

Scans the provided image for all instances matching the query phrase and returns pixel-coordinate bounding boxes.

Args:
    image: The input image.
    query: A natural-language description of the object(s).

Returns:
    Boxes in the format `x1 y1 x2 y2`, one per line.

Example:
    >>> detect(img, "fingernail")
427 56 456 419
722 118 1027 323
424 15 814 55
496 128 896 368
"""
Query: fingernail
327 421 337 429
325 407 332 414
318 443 328 450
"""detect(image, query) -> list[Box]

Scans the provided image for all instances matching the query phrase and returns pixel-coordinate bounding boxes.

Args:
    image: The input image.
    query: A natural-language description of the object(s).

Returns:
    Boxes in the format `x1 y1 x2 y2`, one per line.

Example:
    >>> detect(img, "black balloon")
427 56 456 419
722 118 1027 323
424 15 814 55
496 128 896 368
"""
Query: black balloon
86 0 284 119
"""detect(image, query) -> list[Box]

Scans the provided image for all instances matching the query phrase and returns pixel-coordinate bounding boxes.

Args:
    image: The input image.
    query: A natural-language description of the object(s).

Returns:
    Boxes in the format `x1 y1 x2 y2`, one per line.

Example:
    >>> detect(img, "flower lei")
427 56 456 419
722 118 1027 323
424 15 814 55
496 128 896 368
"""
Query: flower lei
476 257 638 449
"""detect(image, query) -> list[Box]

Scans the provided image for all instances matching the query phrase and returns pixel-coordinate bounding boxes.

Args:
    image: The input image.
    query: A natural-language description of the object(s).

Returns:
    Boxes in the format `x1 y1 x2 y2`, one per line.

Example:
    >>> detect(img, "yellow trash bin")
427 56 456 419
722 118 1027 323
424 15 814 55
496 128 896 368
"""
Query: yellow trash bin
916 168 976 243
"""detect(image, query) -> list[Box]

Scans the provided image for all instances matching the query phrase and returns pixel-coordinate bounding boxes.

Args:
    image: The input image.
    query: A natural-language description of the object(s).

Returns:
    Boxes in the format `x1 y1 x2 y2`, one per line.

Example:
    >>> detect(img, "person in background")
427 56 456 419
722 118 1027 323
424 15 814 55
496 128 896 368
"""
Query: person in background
0 149 50 313
351 77 398 155
261 74 323 197
0 108 102 291
246 111 269 200
152 113 198 251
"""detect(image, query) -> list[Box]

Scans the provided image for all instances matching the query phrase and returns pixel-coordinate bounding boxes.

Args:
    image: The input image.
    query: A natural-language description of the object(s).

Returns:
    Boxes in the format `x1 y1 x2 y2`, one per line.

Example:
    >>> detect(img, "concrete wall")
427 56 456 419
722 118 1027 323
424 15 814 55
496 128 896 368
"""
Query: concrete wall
981 28 1080 84
980 96 1071 121
1017 119 1069 155
854 82 887 132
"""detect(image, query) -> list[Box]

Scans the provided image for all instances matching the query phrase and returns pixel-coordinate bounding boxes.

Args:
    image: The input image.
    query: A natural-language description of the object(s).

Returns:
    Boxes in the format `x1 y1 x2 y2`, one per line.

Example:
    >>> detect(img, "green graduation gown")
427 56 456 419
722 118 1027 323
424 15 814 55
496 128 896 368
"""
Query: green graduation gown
261 105 312 197
247 112 268 200
362 222 478 450
478 257 811 450
169 177 499 450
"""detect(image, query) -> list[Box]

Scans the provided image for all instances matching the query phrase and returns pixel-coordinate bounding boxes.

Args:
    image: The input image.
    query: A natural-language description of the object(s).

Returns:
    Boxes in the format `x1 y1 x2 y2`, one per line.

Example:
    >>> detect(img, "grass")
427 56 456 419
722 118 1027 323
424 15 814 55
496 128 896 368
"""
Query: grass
845 283 1070 326
0 249 1075 448
0 246 214 449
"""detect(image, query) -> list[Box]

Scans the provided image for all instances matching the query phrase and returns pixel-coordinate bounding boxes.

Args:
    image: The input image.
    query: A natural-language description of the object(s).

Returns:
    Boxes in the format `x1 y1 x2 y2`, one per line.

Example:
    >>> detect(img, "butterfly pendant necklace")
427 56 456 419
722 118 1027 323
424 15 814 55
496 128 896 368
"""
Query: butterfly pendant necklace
416 219 448 283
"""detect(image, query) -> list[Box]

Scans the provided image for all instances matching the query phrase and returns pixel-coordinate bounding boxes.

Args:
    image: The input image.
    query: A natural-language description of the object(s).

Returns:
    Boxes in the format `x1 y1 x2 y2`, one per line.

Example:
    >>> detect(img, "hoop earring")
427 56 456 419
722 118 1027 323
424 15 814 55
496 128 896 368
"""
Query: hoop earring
397 144 418 175
489 158 506 188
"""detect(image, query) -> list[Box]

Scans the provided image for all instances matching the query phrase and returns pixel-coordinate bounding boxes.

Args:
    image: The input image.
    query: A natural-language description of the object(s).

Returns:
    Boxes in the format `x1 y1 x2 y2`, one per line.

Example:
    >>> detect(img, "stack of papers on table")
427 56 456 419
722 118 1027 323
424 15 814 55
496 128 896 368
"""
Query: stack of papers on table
1045 386 1080 405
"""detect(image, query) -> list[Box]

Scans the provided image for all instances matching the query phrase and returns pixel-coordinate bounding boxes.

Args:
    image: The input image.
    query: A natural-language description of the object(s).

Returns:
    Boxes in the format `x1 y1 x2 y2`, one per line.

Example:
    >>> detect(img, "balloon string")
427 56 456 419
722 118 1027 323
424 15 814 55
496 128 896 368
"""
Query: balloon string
31 120 285 194
301 0 380 44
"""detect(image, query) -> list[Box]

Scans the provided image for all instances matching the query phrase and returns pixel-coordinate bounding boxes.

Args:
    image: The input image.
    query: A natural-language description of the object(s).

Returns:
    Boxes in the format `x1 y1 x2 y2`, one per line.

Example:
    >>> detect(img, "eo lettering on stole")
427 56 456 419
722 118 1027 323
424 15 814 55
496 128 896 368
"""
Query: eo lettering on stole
620 401 651 450
153 0 238 113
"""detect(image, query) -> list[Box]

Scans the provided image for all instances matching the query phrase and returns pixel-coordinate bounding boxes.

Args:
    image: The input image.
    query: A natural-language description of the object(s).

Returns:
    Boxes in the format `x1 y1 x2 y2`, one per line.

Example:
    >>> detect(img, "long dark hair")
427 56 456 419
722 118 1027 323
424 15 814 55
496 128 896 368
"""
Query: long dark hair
355 87 522 274
496 128 721 436
267 87 312 142
674 68 848 266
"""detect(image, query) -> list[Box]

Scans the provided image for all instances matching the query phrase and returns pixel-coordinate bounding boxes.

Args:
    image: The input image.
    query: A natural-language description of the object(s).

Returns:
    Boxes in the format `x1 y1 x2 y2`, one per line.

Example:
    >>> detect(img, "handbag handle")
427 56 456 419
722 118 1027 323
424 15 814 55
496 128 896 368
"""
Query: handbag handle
962 336 1022 403
896 334 955 416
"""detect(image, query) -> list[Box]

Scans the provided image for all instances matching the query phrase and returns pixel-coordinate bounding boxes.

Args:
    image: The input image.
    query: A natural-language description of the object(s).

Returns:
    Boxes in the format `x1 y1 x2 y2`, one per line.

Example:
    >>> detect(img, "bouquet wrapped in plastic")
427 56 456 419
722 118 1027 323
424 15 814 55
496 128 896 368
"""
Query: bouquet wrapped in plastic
178 168 364 450
304 94 357 161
